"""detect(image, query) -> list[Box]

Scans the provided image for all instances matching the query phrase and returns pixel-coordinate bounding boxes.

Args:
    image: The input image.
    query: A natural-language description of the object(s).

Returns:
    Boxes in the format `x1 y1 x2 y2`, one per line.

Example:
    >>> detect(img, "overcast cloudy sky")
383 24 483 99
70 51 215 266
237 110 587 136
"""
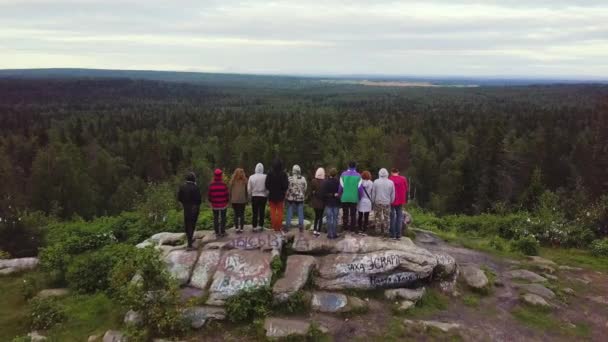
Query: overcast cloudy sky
1 0 607 78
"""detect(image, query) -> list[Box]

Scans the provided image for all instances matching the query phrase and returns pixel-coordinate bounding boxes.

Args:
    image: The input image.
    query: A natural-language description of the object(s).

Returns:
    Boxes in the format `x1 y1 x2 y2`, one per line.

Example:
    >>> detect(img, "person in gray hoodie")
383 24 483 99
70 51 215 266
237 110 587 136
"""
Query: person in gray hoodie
372 168 395 235
247 163 268 231
285 164 307 232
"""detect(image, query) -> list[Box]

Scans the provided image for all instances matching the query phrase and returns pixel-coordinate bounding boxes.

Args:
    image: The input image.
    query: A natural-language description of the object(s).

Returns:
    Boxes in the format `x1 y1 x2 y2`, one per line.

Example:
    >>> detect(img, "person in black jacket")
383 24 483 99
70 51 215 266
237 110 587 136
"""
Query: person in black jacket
321 168 341 239
178 172 202 249
265 158 289 232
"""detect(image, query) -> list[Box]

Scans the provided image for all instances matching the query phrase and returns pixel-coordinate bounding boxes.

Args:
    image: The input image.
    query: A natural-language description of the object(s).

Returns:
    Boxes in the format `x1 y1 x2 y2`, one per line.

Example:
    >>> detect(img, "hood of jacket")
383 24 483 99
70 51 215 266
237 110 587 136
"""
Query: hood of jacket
272 158 283 173
292 165 301 177
315 167 325 179
255 163 264 174
379 168 389 178
213 168 223 182
185 172 196 182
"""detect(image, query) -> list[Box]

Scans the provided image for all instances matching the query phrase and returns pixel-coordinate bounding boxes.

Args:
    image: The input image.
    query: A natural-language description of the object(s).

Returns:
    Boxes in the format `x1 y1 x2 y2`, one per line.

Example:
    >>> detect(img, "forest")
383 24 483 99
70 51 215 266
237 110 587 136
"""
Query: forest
0 75 607 257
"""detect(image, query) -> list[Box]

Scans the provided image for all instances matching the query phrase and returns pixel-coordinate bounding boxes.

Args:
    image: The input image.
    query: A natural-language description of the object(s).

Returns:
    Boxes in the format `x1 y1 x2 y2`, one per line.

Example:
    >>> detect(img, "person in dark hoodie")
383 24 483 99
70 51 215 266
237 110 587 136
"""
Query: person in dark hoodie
321 168 340 239
265 158 289 233
178 172 202 249
208 168 229 237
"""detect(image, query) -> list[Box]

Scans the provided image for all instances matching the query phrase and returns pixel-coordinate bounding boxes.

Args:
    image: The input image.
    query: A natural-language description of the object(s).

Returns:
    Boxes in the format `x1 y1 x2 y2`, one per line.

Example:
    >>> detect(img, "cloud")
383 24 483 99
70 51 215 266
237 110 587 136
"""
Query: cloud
0 0 607 77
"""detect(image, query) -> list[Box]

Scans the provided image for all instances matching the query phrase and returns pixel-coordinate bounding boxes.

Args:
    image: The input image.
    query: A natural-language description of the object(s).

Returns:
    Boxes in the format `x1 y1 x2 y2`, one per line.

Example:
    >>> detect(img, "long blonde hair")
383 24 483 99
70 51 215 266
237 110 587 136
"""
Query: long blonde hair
229 168 247 187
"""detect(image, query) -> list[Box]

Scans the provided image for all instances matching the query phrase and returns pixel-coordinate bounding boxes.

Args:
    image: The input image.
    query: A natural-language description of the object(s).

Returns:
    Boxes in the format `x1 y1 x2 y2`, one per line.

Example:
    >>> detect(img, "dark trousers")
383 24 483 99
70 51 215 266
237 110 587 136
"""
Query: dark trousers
342 203 357 232
213 209 227 235
358 211 369 233
232 203 246 229
183 204 200 247
251 196 267 228
313 208 324 232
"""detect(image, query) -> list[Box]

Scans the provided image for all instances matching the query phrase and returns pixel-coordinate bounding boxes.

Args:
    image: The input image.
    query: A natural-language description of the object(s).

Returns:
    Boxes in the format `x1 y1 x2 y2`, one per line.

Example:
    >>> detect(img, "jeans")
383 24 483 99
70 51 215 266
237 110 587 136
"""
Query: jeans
251 196 267 228
285 201 304 231
269 201 284 231
325 206 339 238
342 202 357 232
213 209 227 235
390 205 404 238
232 203 246 230
183 204 200 247
313 208 324 232
358 211 369 233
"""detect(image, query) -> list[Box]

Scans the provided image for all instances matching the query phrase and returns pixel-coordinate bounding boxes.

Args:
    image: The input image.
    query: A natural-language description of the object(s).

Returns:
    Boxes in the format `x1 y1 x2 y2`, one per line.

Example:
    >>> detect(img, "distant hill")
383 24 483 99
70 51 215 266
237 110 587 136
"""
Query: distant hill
0 68 605 88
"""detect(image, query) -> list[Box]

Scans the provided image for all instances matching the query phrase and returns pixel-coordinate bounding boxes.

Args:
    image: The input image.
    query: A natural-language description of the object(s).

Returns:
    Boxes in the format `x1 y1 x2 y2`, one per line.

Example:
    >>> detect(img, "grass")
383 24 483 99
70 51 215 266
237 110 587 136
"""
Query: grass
461 294 480 308
0 273 32 339
367 317 462 342
397 288 449 319
540 247 608 272
511 305 590 338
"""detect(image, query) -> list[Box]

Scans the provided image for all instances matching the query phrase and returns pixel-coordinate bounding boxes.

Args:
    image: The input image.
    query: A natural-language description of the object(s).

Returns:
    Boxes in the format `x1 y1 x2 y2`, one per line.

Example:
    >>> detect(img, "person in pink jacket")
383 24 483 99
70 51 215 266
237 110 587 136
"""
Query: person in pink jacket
388 168 408 240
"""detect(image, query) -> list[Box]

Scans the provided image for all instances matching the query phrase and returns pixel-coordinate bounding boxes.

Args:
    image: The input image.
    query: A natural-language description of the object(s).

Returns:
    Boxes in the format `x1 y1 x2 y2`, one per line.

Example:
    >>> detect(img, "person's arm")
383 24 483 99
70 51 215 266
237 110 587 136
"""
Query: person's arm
390 183 395 204
247 177 252 197
338 174 344 195
194 186 202 205
177 186 184 204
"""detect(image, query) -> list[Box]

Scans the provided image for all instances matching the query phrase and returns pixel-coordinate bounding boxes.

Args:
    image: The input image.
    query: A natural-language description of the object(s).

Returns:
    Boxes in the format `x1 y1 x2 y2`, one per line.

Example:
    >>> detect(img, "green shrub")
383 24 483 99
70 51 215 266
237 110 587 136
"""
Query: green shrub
11 336 32 342
29 297 66 330
590 239 608 257
511 235 540 256
66 244 135 293
487 237 507 251
225 286 273 323
0 250 9 259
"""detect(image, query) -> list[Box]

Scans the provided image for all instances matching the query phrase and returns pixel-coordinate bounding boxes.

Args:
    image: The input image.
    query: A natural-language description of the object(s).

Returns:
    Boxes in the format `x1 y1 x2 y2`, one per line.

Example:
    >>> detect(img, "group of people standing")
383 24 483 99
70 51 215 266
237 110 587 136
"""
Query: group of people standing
177 159 408 249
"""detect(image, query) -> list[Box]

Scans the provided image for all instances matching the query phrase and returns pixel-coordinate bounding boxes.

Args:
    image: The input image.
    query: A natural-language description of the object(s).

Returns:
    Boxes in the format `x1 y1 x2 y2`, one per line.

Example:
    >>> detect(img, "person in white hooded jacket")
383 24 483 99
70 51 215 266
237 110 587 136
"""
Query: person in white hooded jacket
285 164 307 232
372 168 395 235
247 163 268 230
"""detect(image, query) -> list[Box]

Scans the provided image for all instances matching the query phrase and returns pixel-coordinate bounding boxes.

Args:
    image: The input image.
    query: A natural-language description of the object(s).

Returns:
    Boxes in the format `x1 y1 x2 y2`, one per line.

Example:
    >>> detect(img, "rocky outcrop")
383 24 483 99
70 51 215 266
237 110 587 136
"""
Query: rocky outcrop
384 287 426 301
505 269 547 283
163 249 199 285
521 293 550 307
273 255 316 302
0 257 39 275
102 330 125 342
461 265 488 290
190 249 221 289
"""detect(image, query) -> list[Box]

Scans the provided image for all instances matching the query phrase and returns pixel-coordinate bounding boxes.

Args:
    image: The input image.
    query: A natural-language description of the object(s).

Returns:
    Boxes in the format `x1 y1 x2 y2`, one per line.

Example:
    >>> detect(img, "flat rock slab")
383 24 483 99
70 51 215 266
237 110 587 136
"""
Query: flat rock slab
207 249 272 304
0 257 39 274
312 291 349 313
102 330 126 342
403 319 461 333
190 249 221 289
315 270 420 290
515 283 555 299
183 306 226 329
273 255 316 302
461 265 488 290
164 249 200 285
506 269 546 283
264 317 327 338
385 287 426 301
292 233 416 254
205 230 283 251
36 288 70 299
522 293 550 307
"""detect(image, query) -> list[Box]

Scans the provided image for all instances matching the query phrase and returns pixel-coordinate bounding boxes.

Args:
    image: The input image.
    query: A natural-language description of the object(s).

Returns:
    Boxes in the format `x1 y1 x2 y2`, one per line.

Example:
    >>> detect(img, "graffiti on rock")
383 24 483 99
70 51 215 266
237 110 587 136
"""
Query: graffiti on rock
226 234 282 250
370 271 418 288
342 254 400 274
211 252 272 294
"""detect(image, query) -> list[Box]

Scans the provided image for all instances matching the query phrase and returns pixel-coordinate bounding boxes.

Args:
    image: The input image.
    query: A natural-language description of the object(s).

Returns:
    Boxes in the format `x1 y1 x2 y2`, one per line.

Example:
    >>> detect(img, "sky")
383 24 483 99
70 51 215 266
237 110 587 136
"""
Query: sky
1 0 607 78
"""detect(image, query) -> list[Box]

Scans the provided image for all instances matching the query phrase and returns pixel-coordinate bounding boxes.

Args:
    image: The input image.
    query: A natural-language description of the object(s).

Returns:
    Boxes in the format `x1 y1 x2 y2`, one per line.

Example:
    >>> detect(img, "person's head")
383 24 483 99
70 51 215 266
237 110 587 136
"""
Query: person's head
292 165 301 176
391 167 399 175
379 168 389 178
361 171 371 180
328 168 338 178
213 168 223 181
230 168 247 185
185 172 196 182
348 161 357 169
255 163 264 174
315 167 326 179
272 158 283 172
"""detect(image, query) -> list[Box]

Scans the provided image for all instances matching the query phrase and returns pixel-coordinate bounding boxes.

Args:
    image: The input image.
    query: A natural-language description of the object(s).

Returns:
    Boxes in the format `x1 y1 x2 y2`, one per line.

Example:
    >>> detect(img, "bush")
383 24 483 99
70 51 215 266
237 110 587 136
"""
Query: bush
0 250 9 259
29 297 66 330
0 211 50 258
511 235 540 256
590 239 608 257
225 286 273 323
66 244 135 293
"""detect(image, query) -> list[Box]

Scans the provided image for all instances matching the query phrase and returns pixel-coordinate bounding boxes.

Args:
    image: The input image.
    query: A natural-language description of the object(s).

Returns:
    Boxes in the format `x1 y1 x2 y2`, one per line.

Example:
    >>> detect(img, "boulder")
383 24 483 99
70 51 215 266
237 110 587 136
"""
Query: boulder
543 273 558 281
403 320 461 333
434 253 457 279
149 232 186 245
558 265 582 271
183 306 226 329
461 265 488 290
563 287 575 295
521 293 550 307
292 234 416 254
36 288 69 299
102 330 125 342
384 287 426 302
398 300 416 311
264 317 327 338
315 271 419 290
273 255 316 302
0 257 39 275
317 249 437 280
347 296 368 311
588 296 608 305
207 249 272 305
505 269 546 283
190 249 221 289
515 283 555 300
124 309 142 326
88 335 101 342
163 249 199 285
27 331 47 341
222 231 283 251
311 291 349 313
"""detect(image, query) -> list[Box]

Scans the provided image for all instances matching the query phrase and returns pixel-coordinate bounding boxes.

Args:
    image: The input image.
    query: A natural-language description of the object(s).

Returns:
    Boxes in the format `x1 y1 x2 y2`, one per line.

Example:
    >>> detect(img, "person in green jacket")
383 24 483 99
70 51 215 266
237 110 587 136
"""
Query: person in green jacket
339 161 362 233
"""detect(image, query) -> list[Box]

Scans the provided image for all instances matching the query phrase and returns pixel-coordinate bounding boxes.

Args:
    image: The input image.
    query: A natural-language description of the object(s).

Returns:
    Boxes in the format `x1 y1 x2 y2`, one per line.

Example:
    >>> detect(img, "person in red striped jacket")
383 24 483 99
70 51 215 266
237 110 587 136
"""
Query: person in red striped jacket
208 168 229 237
